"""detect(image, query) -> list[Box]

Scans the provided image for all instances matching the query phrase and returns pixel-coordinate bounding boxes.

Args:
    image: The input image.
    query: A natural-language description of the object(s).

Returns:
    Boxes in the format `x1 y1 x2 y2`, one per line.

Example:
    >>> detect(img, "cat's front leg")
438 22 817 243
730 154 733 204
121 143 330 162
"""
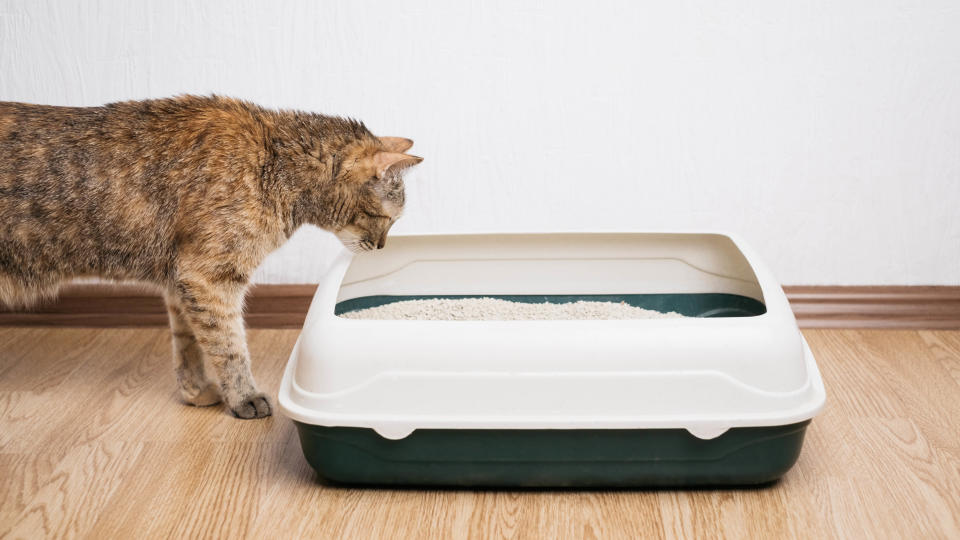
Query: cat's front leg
172 277 271 419
164 293 221 406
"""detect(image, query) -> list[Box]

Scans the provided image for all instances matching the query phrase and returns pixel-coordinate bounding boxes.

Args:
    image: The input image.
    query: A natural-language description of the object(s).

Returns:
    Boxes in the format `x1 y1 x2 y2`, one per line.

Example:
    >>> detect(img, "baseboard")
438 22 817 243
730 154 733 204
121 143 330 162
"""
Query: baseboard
782 286 960 329
0 284 317 329
0 284 957 329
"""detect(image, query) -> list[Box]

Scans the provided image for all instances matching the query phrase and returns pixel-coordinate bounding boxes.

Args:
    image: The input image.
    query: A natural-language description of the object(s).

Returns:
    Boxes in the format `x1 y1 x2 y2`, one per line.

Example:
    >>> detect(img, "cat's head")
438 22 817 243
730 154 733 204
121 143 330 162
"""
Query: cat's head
331 136 423 252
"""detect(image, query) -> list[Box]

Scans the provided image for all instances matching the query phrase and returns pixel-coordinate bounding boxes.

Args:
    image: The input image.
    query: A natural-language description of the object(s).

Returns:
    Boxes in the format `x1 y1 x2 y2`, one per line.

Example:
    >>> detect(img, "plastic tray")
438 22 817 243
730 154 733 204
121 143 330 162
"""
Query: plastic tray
279 232 826 487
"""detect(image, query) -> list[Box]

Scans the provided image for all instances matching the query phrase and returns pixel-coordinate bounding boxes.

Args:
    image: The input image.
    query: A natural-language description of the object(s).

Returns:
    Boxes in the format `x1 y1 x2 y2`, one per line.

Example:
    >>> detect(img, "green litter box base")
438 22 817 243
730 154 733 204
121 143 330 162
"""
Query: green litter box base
294 421 810 488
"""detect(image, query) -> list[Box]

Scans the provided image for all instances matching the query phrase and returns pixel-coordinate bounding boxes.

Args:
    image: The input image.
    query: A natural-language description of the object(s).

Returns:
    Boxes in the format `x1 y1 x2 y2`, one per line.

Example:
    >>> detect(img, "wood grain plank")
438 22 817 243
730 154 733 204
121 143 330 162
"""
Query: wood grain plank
0 452 58 529
918 330 960 390
1 441 146 539
847 417 960 536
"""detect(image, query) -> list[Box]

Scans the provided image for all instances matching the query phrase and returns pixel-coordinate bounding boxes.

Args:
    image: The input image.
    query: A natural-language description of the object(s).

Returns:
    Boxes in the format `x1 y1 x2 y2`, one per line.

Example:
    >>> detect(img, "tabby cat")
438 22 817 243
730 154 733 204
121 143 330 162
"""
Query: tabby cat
0 95 422 418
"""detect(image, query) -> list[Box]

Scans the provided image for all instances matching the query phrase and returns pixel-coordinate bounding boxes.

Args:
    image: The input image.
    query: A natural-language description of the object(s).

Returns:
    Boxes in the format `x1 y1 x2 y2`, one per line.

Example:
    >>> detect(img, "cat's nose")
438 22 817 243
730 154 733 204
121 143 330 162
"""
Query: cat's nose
377 236 387 249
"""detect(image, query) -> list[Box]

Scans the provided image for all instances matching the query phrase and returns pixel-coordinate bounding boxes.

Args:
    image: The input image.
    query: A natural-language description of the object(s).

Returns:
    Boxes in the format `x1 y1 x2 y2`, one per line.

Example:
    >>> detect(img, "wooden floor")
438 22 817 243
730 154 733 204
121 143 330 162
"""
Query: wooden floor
0 328 958 539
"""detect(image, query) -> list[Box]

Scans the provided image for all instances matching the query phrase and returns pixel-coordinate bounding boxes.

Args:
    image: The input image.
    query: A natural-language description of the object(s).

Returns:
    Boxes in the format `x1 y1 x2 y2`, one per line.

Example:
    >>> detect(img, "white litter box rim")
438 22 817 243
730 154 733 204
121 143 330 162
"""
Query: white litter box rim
278 230 826 440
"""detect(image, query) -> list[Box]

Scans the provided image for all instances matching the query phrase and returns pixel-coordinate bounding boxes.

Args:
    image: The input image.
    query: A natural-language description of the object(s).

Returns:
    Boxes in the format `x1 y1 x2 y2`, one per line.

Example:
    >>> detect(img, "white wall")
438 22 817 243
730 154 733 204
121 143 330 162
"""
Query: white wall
1 0 958 285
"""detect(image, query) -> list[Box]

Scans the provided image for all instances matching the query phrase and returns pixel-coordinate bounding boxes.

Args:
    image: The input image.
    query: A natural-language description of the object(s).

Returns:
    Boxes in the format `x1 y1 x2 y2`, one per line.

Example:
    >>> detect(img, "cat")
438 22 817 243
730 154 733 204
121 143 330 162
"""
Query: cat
0 95 422 418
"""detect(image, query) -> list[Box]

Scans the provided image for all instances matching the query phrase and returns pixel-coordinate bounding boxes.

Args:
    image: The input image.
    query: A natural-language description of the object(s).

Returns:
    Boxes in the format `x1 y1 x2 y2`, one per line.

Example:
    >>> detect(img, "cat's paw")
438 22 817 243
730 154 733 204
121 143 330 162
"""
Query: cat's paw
181 383 222 407
230 393 273 419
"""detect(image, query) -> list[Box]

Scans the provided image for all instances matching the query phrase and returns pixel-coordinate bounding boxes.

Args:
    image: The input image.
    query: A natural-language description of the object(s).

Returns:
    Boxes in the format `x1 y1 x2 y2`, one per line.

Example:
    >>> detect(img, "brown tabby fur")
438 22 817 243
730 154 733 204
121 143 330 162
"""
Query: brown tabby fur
0 95 422 418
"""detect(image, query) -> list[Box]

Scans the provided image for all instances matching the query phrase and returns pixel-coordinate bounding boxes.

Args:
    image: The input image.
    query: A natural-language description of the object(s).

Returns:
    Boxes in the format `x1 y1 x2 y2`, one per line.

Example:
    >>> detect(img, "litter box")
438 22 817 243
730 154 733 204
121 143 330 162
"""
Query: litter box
278 232 825 487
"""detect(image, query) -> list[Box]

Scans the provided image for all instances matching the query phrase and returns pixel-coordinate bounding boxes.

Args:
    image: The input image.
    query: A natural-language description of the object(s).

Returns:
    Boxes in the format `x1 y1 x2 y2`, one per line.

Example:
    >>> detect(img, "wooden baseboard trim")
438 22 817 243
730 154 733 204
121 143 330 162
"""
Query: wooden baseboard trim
0 284 957 329
783 286 960 329
0 284 318 329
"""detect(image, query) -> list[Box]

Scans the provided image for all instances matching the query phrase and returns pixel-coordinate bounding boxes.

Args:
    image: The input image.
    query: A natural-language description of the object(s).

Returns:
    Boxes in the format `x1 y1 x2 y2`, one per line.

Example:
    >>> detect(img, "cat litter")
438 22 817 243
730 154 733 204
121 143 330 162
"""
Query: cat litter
338 297 686 320
279 232 825 488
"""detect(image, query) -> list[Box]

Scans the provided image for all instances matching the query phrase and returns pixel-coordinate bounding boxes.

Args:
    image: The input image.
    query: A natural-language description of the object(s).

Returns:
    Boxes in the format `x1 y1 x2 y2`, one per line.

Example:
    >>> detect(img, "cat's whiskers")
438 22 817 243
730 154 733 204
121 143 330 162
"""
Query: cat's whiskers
343 241 364 254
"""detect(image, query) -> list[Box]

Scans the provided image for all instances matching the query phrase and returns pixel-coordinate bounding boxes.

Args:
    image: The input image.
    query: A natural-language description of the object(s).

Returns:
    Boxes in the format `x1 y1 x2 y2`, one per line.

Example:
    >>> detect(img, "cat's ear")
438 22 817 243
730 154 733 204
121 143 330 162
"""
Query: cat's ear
373 152 423 179
379 136 414 153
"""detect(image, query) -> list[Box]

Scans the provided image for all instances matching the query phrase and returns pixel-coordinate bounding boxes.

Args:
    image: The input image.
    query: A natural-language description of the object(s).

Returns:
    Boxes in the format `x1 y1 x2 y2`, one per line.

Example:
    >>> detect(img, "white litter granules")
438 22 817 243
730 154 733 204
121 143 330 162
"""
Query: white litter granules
339 297 687 321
